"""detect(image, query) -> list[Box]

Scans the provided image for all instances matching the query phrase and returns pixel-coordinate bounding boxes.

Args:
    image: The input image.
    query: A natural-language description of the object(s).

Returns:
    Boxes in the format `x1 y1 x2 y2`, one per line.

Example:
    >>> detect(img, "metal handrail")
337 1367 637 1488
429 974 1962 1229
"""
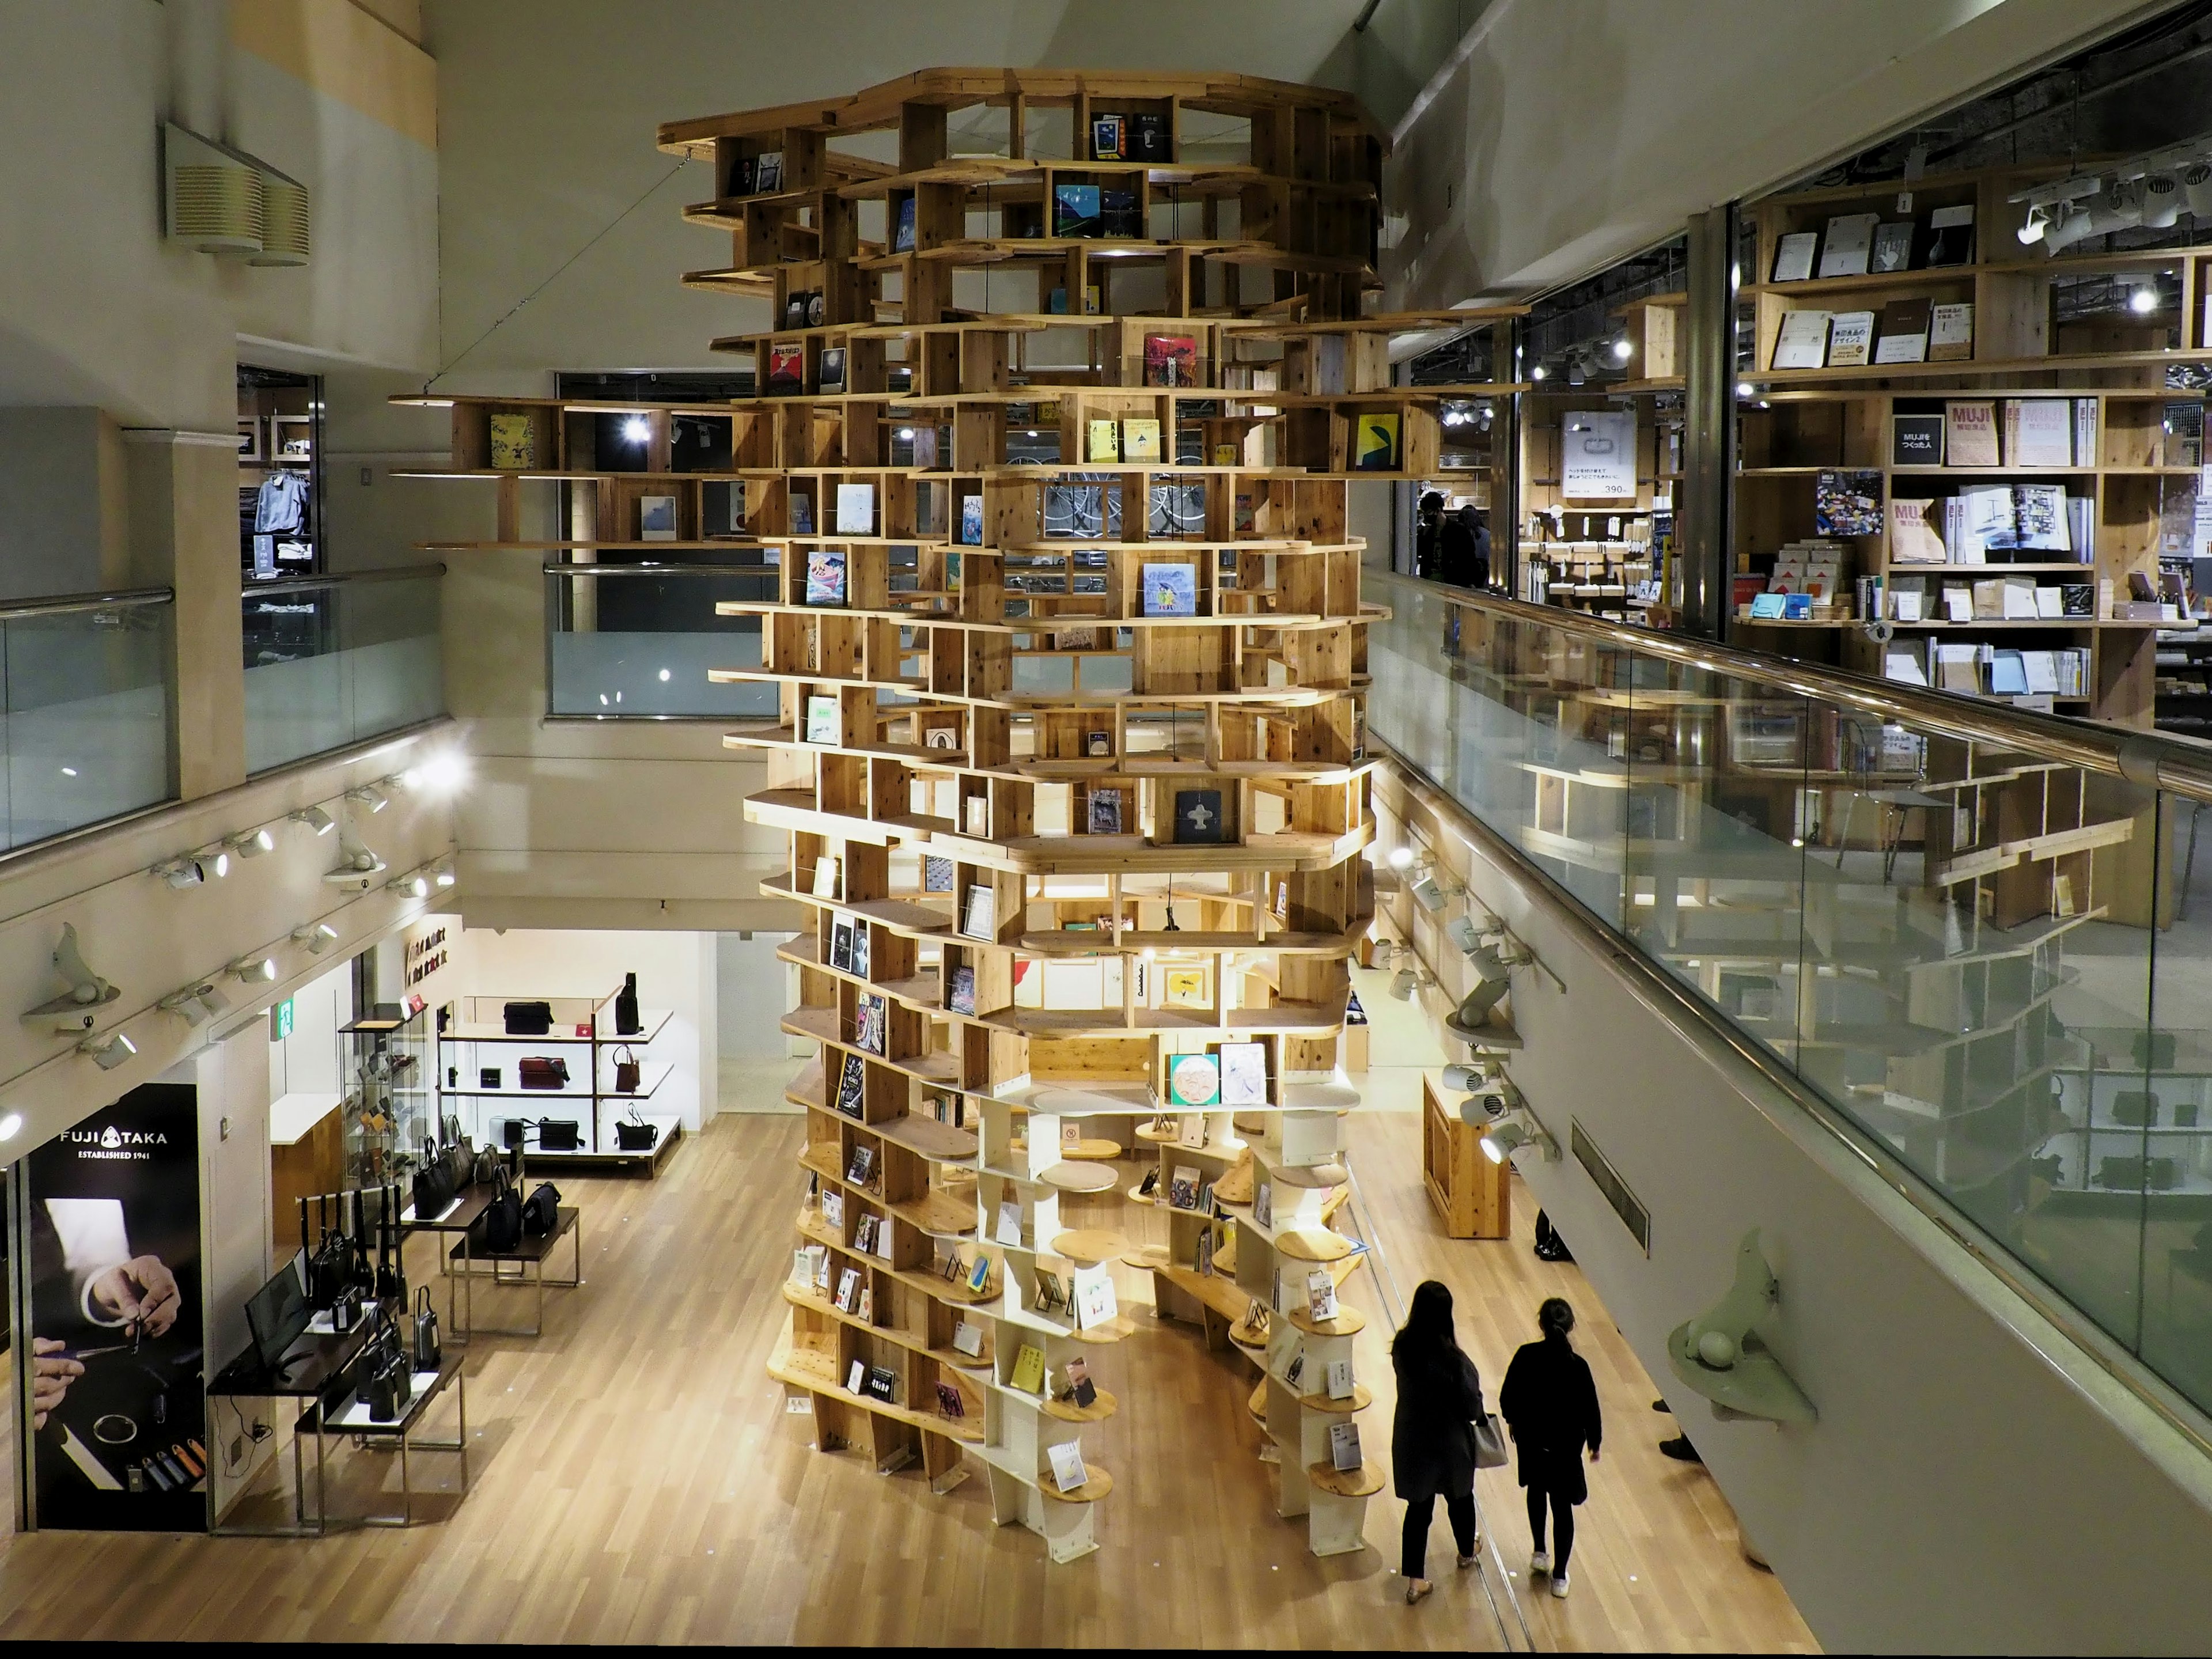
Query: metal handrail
541 562 778 578
0 585 173 623
1370 569 2212 804
243 563 446 599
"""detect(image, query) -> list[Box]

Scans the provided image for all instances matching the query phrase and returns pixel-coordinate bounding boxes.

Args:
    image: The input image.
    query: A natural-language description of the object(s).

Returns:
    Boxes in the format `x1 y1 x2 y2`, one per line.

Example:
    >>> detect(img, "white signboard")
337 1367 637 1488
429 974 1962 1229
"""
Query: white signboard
1561 410 1638 500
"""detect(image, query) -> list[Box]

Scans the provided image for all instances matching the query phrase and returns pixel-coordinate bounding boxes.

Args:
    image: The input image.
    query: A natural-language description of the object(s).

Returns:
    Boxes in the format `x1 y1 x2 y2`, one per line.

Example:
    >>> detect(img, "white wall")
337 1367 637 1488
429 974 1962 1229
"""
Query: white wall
456 926 715 1130
1375 768 2212 1654
184 1019 274 1518
1385 0 2157 304
267 955 352 1104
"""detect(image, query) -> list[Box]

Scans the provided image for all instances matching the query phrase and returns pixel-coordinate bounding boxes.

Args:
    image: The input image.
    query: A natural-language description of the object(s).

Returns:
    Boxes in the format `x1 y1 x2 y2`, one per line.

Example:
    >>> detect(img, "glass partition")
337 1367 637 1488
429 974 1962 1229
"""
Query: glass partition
547 563 780 718
243 569 444 772
0 593 172 847
1368 571 2212 1418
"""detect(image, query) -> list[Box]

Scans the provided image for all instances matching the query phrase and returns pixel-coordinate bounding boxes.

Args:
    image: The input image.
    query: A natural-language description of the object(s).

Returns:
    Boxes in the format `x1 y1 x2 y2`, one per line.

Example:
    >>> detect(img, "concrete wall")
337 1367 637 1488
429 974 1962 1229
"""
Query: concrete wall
1385 0 2160 305
1373 763 2212 1654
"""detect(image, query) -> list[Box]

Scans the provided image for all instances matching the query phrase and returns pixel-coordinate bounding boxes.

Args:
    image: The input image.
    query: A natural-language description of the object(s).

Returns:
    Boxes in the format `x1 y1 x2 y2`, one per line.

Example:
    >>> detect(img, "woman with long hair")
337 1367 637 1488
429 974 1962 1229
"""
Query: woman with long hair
1391 1278 1487 1605
1498 1296 1603 1599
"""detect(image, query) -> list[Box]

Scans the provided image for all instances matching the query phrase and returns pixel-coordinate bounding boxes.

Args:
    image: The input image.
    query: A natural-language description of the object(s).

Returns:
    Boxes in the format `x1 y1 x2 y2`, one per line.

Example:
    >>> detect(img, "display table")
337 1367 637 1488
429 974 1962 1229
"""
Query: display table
296 1355 468 1529
207 1324 372 1537
446 1205 582 1338
402 1181 499 1341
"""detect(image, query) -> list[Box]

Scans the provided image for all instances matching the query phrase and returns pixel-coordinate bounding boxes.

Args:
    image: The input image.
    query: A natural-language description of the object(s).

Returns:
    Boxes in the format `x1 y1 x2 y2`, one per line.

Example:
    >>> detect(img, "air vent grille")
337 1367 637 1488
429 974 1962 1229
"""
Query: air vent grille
1571 1118 1650 1255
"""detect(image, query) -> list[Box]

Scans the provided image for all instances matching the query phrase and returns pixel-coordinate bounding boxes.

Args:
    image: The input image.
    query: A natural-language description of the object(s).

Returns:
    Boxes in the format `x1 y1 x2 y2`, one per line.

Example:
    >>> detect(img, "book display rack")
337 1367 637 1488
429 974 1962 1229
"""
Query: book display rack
1734 162 2211 725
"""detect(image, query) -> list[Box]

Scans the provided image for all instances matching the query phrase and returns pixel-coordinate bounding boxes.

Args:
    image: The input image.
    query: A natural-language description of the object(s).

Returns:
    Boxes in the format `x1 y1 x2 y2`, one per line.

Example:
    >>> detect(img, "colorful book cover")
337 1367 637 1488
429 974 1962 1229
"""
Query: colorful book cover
1121 418 1162 461
1217 1041 1267 1106
1090 113 1125 160
1144 334 1199 387
893 195 916 252
835 1052 865 1118
1141 562 1197 617
959 495 984 545
1009 1344 1047 1395
1052 184 1101 238
1167 1052 1221 1109
487 412 534 469
949 965 976 1016
1086 419 1120 463
804 694 841 745
1088 787 1123 835
805 547 847 606
1353 412 1402 471
768 340 805 393
1814 469 1883 537
854 993 887 1056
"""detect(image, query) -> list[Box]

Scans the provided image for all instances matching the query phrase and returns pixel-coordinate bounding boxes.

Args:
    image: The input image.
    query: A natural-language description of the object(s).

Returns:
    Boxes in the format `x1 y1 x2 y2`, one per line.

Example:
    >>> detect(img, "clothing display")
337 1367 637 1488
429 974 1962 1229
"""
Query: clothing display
253 470 309 535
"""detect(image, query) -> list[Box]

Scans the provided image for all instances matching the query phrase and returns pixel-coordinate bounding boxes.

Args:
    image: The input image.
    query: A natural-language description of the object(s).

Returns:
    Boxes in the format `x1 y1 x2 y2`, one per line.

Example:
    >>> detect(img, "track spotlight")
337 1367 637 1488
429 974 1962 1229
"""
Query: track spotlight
1458 1078 1524 1127
0 1114 21 1141
435 863 457 888
2186 160 2212 219
1387 846 1415 871
157 986 216 1027
225 827 276 859
292 923 340 956
229 955 278 984
290 806 335 836
78 1032 137 1071
2042 202 2097 253
156 859 205 889
1410 864 1460 913
2016 203 2051 245
1612 336 1634 362
2142 172 2182 229
388 872 430 899
347 785 389 814
1390 965 1433 1002
195 983 230 1021
1480 1103 1559 1164
1442 1060 1497 1094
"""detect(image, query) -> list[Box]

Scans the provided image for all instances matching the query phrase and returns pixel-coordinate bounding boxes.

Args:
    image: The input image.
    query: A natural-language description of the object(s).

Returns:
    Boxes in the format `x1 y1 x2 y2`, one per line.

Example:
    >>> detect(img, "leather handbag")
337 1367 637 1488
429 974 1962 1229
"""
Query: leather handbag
616 1110 658 1152
411 1147 455 1224
611 1046 641 1093
367 1352 412 1422
537 1119 581 1152
518 1056 570 1090
309 1195 353 1309
480 1171 525 1252
1473 1412 1510 1470
411 1286 441 1371
503 1000 554 1036
471 1144 505 1187
522 1181 562 1236
614 972 641 1036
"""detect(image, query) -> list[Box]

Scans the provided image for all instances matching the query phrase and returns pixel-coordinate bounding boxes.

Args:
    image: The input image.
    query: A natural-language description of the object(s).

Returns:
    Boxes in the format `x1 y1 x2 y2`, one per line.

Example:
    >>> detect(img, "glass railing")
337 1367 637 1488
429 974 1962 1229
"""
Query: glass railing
546 563 780 718
1367 569 2212 1425
243 567 445 774
0 588 173 849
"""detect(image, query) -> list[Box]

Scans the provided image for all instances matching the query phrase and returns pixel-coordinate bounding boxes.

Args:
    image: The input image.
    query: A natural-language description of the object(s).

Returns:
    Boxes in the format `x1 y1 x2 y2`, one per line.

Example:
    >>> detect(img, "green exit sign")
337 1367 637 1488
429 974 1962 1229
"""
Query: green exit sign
270 998 295 1041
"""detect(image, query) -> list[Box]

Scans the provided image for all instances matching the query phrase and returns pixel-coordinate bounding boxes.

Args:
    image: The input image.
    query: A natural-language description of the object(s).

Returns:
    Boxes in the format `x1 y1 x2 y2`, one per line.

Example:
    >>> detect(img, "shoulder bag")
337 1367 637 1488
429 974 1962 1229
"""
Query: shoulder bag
411 1285 441 1371
615 1108 658 1151
1473 1411 1510 1469
611 1045 641 1094
521 1181 562 1237
412 1143 455 1224
480 1169 525 1252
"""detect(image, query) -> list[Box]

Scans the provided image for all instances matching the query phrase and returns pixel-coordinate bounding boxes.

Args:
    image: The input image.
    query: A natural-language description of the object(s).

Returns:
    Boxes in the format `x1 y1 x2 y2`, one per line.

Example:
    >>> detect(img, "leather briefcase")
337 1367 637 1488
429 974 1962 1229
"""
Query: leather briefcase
518 1056 569 1090
502 1000 554 1036
537 1119 581 1152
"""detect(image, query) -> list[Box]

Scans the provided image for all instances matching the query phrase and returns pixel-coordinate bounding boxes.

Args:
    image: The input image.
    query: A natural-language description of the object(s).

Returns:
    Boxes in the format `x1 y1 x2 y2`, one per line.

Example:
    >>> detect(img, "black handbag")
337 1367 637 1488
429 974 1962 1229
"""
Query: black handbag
503 1000 554 1036
472 1144 505 1187
480 1171 525 1252
309 1195 353 1309
616 1111 658 1151
615 972 641 1036
522 1181 562 1236
412 1149 455 1222
411 1286 441 1371
537 1119 581 1152
367 1353 411 1422
611 1046 641 1093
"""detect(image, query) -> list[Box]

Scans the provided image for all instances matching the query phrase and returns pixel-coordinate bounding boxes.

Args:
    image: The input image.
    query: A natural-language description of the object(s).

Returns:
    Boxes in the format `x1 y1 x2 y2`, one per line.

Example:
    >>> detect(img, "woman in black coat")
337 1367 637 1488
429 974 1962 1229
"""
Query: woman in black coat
1498 1296 1603 1600
1391 1279 1487 1605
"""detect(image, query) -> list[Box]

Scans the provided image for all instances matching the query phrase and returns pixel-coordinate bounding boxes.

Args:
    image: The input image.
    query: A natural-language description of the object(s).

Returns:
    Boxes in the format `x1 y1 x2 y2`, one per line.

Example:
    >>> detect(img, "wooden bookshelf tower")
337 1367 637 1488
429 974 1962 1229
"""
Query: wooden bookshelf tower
637 67 1517 1564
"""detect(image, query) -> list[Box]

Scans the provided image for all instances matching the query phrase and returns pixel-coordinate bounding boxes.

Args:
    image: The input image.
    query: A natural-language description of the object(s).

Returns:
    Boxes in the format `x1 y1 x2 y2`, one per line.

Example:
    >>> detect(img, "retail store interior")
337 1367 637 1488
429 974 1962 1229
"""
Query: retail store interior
7 0 2212 1651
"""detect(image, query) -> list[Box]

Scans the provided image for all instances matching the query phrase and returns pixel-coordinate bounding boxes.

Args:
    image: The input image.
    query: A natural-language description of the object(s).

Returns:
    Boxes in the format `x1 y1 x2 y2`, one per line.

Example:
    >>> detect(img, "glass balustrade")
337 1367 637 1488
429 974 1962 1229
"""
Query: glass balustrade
547 563 787 718
0 592 173 848
242 569 445 772
1368 570 2212 1421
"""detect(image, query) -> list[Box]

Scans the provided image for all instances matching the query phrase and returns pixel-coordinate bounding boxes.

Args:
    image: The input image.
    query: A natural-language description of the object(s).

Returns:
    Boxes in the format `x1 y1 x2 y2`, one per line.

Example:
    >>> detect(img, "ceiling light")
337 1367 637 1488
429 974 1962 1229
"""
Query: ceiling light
2043 203 2096 254
79 1032 137 1071
158 986 215 1027
621 415 651 445
292 922 340 955
2142 173 2181 229
229 955 277 984
347 785 389 813
0 1113 21 1141
195 983 230 1020
1736 381 1754 398
1480 1103 1559 1164
1612 337 1633 362
290 806 335 835
2129 284 2159 315
2017 203 2050 245
658 668 671 681
2185 161 2212 219
1387 846 1415 870
226 827 276 858
389 872 430 899
435 864 457 888
209 851 230 879
157 859 205 889
1531 365 1547 381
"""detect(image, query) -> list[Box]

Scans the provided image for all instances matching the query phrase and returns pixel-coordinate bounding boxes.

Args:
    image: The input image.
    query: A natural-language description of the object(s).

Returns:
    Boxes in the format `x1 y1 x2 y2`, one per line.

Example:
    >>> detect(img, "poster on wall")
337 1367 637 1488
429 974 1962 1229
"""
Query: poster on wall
18 1082 206 1532
1560 410 1638 499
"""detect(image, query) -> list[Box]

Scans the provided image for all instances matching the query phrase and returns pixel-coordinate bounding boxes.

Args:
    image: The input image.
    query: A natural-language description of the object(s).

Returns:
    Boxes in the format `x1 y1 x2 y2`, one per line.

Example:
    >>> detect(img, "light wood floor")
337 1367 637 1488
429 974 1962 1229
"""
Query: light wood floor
0 1110 1815 1649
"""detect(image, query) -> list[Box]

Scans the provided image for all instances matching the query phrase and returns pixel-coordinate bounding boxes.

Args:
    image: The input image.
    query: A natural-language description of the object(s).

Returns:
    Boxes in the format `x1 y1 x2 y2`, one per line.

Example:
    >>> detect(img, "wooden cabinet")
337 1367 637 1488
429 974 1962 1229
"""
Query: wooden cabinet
1422 1072 1509 1239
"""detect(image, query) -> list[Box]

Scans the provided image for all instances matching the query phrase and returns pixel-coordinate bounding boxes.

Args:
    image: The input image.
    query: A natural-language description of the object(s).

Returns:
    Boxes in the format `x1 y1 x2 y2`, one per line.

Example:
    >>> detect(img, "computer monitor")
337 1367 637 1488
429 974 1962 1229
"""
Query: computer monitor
244 1252 312 1372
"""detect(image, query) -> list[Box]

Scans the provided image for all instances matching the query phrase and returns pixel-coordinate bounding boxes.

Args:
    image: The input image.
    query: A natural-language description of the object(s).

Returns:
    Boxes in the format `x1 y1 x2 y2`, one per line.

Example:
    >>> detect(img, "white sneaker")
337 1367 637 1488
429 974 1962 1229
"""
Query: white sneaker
1551 1571 1570 1599
1529 1550 1549 1575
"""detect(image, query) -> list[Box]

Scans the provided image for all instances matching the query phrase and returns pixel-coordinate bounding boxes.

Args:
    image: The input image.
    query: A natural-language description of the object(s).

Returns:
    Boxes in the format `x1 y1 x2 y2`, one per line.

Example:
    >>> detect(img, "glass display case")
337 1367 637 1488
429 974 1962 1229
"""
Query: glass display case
339 1001 435 1186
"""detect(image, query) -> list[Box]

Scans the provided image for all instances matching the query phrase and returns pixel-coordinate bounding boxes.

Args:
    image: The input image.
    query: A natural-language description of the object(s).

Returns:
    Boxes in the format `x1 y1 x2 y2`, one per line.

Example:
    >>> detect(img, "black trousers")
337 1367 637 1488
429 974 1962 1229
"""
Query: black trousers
1527 1485 1576 1572
1402 1490 1478 1579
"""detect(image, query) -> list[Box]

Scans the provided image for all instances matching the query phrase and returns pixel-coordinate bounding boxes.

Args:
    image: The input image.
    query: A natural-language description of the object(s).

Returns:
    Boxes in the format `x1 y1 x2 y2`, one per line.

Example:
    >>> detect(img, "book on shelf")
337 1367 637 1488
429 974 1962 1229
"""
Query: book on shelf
1770 232 1817 282
1087 787 1124 835
1942 584 1975 622
892 195 916 253
1328 1421 1362 1472
768 340 805 394
1893 413 1945 467
834 482 875 535
487 411 535 469
1090 112 1126 159
854 993 888 1056
1825 310 1876 368
934 1381 965 1419
726 154 756 196
1770 309 1831 370
1936 641 1980 693
1176 1108 1207 1149
958 495 984 546
1953 483 2070 556
1872 297 1933 363
963 796 989 836
1086 418 1120 463
1167 1051 1221 1109
846 1143 874 1187
818 346 848 394
2034 585 2066 618
638 494 677 540
804 694 842 745
1253 1180 1273 1228
846 1358 866 1395
1869 221 1914 272
1121 417 1162 461
805 547 847 605
1142 562 1198 617
1945 401 2001 468
1073 1263 1118 1330
812 853 840 898
1815 469 1883 536
1009 1343 1047 1395
1767 540 1846 600
1130 111 1171 161
948 964 976 1016
2072 397 2099 467
1047 1438 1088 1493
1989 649 2030 696
1173 787 1225 844
791 491 815 535
863 1365 897 1403
1194 1222 1215 1277
1217 1041 1268 1106
1034 1269 1067 1313
966 1252 993 1294
922 855 955 893
1052 183 1101 237
1306 1267 1340 1323
2022 650 2062 694
1168 1164 1202 1210
853 1214 876 1255
1283 1346 1308 1390
1923 203 1974 267
1144 332 1198 387
952 1318 984 1357
1063 1356 1097 1409
834 1266 861 1312
835 1052 865 1119
2003 399 2074 468
960 882 996 941
1890 499 1947 563
791 1245 821 1287
753 150 783 193
1883 645 1929 686
830 917 855 974
1326 1357 1356 1401
1816 212 1879 277
1353 412 1402 471
850 923 870 979
995 1199 1025 1248
1929 302 1974 361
